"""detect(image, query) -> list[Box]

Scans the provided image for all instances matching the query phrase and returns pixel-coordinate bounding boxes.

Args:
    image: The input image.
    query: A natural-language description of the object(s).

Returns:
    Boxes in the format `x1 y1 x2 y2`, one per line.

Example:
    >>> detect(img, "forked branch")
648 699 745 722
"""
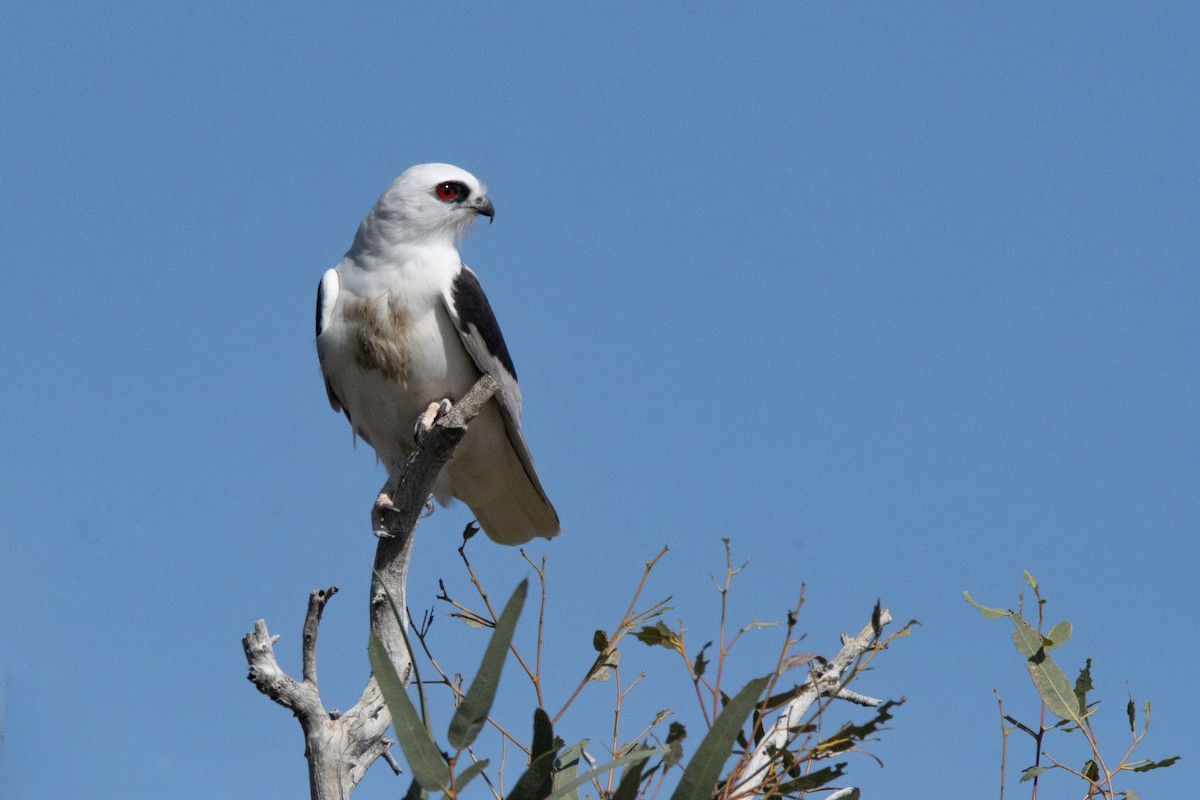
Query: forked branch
242 375 499 800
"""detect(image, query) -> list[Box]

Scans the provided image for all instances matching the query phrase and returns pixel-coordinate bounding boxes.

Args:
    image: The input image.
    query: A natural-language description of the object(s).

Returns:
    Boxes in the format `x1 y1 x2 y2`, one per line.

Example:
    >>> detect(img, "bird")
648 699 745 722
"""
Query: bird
315 163 560 545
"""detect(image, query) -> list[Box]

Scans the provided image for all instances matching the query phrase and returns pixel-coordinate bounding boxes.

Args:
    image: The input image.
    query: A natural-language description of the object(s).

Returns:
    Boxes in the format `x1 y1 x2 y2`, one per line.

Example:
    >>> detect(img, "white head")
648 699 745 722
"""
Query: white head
353 163 494 251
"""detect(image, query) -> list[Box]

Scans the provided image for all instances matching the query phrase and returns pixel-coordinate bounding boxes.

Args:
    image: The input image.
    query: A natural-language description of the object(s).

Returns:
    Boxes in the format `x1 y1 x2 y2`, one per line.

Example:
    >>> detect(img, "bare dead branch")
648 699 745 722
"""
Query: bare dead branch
732 606 893 798
302 587 338 685
243 375 498 800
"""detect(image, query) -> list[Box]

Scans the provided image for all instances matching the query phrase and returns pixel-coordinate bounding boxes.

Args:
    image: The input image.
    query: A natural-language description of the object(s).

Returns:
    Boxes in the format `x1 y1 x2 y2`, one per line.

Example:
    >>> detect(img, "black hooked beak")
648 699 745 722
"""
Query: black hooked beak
472 194 495 223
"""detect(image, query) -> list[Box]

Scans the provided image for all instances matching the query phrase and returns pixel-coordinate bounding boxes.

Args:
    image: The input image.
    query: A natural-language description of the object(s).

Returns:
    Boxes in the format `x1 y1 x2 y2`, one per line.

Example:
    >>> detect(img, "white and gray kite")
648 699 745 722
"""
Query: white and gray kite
315 163 560 545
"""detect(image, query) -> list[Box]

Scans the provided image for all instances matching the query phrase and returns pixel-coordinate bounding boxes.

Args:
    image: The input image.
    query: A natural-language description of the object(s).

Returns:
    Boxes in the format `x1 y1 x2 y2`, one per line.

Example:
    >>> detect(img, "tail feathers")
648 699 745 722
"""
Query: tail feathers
446 405 560 545
472 496 560 545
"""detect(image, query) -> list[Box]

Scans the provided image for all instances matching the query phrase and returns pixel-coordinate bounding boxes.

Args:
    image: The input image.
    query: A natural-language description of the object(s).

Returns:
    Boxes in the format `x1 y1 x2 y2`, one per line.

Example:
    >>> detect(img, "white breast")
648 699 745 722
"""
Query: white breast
319 255 480 475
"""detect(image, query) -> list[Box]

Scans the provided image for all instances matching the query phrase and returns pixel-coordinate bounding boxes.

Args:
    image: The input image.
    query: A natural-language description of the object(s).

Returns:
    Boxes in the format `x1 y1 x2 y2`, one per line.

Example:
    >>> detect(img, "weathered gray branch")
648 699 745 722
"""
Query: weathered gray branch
370 375 498 669
242 375 498 800
732 606 893 798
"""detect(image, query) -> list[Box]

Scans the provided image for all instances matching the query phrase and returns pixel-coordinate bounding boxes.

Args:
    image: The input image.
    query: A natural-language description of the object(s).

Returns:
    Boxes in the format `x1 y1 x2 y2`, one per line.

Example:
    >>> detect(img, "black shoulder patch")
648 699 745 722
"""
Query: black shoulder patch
452 267 518 380
315 277 326 338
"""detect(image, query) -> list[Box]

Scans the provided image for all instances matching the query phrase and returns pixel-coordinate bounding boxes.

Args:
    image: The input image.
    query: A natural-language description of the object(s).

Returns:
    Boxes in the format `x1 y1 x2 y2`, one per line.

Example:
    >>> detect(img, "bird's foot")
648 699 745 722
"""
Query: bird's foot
414 398 453 443
371 490 400 538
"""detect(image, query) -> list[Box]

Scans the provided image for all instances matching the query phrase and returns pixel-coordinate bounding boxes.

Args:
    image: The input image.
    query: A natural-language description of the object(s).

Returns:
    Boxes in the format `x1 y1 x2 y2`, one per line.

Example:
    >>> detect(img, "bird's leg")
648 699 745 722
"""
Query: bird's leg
372 479 400 539
413 398 453 443
374 399 452 537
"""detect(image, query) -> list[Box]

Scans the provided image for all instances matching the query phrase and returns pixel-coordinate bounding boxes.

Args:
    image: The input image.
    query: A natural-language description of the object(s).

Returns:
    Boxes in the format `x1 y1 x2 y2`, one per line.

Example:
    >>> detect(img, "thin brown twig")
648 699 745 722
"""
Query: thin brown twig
995 689 1009 800
454 541 542 693
552 547 669 724
519 549 548 709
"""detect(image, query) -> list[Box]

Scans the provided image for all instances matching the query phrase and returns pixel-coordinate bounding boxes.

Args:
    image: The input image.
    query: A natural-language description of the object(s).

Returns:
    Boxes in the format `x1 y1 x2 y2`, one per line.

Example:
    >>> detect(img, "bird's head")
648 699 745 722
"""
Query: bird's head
365 163 494 247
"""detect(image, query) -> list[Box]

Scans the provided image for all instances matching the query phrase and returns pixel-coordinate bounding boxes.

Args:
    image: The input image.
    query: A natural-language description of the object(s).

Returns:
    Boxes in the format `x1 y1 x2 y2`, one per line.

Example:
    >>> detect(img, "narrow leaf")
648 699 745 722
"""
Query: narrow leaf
963 591 1007 619
443 759 489 798
369 634 449 792
1129 756 1180 772
1003 715 1038 739
693 642 711 679
1009 615 1042 656
552 740 588 799
1127 696 1136 732
1022 570 1038 592
1026 649 1079 723
591 648 619 681
811 699 902 756
611 754 648 800
669 676 770 800
506 750 559 800
635 620 680 649
531 707 555 762
447 579 528 750
506 708 558 800
884 618 921 641
780 651 821 672
1019 766 1054 782
775 763 846 793
1074 658 1093 716
545 750 657 800
376 570 430 725
664 721 686 769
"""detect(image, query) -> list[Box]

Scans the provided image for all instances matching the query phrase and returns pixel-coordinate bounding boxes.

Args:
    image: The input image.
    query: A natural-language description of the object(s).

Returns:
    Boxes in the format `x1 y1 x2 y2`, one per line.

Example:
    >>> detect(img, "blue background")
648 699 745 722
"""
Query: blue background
2 3 1195 797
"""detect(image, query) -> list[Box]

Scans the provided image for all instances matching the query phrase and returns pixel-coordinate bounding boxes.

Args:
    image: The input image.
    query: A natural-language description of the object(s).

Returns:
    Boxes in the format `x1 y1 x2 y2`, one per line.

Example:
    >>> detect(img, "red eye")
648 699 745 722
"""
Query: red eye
435 181 463 202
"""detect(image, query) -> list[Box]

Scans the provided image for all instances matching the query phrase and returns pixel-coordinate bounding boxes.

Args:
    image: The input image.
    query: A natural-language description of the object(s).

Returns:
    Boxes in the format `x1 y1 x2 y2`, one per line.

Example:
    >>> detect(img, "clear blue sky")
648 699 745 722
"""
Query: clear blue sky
2 4 1196 797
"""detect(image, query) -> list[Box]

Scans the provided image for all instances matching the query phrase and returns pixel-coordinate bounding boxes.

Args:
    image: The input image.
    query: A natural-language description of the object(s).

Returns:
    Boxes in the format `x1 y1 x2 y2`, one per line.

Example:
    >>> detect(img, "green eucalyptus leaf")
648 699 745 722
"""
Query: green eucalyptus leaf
1019 765 1054 782
505 750 559 800
443 759 489 798
669 676 769 800
1074 658 1093 716
611 755 648 800
551 740 588 800
369 634 449 793
1022 570 1038 592
1026 648 1079 723
664 721 686 770
505 708 557 800
1044 620 1072 649
1009 614 1042 657
963 591 1007 619
545 750 657 800
447 579 528 751
775 763 847 793
693 642 711 679
634 621 679 649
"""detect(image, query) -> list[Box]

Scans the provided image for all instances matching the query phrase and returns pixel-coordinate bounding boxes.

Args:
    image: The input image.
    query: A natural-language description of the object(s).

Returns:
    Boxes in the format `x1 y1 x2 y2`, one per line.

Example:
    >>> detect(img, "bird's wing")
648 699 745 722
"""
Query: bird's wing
444 265 523 420
442 265 555 504
315 268 345 414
